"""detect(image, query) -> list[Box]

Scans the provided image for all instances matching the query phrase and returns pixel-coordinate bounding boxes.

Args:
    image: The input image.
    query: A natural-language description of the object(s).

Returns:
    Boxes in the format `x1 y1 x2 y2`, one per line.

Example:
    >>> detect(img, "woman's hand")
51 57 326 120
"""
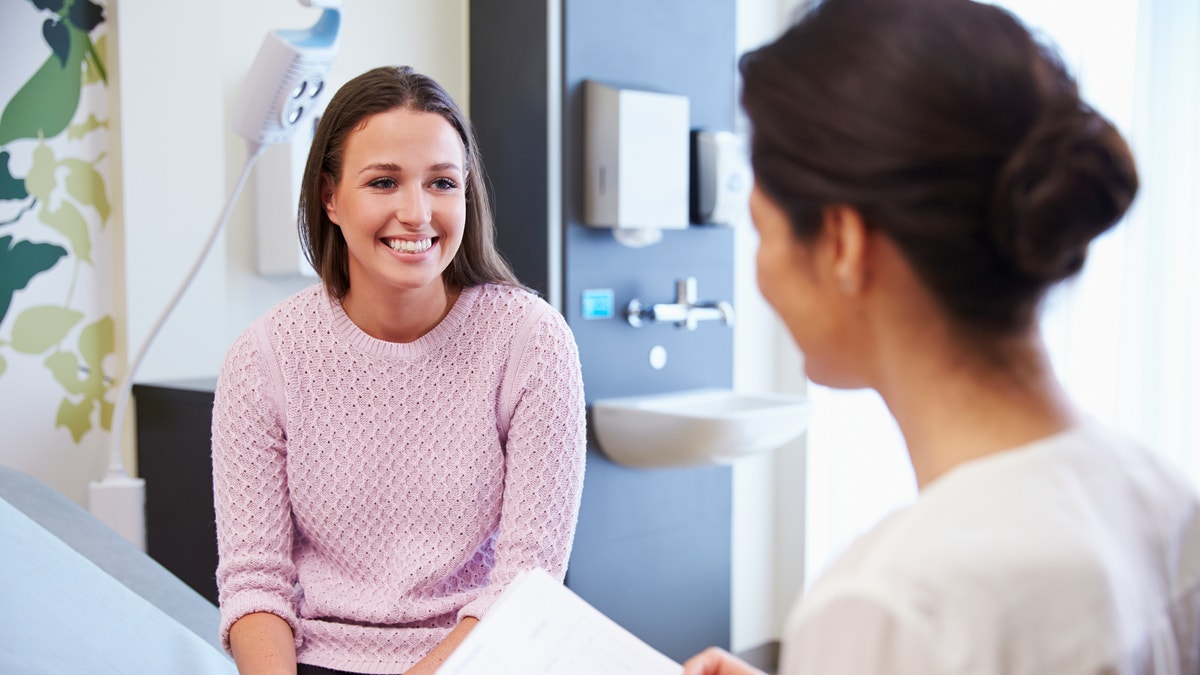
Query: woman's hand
404 616 479 675
681 647 769 675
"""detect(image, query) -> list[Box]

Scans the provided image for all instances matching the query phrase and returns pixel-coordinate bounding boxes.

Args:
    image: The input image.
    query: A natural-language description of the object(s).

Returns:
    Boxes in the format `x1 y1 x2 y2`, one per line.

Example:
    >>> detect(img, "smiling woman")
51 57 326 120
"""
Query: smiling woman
299 67 516 303
210 66 587 675
323 106 468 343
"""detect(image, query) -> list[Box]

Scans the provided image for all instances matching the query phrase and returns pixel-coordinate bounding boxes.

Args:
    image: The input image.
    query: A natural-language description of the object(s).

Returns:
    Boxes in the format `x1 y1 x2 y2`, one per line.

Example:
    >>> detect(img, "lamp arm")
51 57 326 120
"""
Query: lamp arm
104 141 267 481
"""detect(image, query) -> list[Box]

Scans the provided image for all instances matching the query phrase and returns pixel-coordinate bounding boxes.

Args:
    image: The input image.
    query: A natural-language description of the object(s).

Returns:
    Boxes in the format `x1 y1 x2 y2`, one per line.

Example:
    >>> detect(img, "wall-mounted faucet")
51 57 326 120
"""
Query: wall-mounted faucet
626 277 735 330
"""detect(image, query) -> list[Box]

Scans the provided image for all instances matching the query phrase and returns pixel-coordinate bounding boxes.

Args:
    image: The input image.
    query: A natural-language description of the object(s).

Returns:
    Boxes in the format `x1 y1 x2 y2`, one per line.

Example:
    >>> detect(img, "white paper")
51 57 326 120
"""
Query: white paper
437 568 683 675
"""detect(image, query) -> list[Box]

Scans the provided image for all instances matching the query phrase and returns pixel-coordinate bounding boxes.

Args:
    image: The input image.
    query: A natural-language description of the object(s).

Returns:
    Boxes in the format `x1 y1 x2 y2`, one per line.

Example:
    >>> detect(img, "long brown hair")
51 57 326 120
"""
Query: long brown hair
740 0 1138 337
298 66 521 300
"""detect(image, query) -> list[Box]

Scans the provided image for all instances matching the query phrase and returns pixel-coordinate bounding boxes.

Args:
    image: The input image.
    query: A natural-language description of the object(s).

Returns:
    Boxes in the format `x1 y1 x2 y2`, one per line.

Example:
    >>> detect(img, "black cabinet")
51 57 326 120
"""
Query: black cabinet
134 379 220 606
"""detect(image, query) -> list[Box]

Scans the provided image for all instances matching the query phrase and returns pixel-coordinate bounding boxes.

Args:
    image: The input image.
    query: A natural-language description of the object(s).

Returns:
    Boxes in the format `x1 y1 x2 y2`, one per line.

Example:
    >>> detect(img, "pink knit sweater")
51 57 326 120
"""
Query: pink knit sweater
211 283 586 674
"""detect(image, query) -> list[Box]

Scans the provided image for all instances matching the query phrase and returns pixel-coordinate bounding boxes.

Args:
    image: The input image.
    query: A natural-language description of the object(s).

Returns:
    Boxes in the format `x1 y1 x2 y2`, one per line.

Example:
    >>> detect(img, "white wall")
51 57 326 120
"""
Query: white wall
113 0 228 388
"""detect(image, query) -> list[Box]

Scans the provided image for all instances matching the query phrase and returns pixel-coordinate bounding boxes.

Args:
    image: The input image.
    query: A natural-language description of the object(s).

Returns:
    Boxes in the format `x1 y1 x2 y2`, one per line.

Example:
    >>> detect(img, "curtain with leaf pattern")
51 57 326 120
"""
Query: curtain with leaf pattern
0 0 116 504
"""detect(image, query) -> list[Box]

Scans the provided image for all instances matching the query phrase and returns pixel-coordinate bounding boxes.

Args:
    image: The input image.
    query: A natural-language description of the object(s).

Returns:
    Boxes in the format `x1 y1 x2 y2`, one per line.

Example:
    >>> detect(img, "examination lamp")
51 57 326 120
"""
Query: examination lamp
90 0 342 549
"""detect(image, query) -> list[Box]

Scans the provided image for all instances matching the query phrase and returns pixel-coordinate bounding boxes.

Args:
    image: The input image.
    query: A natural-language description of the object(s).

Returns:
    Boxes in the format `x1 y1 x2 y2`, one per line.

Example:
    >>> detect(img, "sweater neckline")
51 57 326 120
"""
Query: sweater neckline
322 284 482 359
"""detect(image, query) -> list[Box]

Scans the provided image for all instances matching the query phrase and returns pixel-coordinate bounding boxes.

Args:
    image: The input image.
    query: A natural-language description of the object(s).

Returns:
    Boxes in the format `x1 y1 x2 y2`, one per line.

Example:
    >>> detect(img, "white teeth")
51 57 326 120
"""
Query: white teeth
386 238 433 253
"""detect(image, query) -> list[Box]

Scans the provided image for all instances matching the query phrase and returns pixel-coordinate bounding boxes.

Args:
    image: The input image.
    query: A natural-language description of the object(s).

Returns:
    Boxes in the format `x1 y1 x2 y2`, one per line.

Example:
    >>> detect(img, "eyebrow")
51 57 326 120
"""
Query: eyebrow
357 161 463 176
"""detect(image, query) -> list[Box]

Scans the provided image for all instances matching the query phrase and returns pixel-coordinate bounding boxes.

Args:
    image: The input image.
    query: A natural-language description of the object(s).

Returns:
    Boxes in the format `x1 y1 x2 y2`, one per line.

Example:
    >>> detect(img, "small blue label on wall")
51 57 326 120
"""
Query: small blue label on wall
581 289 615 320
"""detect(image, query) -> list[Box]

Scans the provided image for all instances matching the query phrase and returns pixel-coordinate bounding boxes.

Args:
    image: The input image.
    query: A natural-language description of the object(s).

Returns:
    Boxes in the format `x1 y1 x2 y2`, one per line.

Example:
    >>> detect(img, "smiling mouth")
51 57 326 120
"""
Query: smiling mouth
384 237 435 254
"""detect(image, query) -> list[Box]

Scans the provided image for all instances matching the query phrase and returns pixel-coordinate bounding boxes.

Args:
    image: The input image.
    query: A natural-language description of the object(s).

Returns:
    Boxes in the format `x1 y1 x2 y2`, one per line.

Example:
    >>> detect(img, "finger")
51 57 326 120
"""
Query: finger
681 646 729 675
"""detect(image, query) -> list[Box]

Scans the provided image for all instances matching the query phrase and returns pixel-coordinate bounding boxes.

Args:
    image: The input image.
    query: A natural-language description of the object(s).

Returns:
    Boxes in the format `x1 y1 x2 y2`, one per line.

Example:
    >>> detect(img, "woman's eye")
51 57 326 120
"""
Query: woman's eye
431 177 459 191
368 177 397 189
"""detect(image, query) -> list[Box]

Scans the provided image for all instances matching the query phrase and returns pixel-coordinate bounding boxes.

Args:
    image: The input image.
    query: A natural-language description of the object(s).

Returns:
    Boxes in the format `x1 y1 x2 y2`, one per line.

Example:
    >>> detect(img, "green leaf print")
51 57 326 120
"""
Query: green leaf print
0 23 87 145
30 0 67 14
44 315 115 439
25 145 109 256
78 315 113 375
67 114 107 141
42 18 70 67
39 200 92 262
6 0 112 441
11 305 83 354
55 396 94 442
99 397 113 430
0 235 68 325
82 31 107 85
25 144 56 202
0 151 30 201
63 157 109 224
45 349 87 395
67 0 105 33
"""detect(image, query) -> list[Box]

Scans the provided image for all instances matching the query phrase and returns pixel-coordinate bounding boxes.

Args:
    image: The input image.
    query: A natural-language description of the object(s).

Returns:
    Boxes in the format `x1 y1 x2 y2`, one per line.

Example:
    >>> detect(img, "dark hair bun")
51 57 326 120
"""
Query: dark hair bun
989 106 1139 282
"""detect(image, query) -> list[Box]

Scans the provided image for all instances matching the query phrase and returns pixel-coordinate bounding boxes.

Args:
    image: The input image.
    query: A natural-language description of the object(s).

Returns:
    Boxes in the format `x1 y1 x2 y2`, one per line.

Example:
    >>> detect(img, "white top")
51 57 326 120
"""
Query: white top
781 421 1200 675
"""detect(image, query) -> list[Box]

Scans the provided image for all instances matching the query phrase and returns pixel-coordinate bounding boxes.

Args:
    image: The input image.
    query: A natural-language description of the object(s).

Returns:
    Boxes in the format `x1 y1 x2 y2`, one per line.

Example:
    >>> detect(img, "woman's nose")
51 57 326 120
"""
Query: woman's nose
393 184 431 225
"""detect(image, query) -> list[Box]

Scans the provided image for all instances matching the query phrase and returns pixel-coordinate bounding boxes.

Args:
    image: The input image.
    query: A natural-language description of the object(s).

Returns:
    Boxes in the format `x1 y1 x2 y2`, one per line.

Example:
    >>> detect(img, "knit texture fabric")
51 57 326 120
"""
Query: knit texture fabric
211 284 586 674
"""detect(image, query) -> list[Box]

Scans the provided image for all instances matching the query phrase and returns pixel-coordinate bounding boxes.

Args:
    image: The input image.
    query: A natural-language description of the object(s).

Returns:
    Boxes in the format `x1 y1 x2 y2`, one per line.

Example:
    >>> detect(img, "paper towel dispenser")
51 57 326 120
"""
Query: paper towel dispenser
584 80 690 247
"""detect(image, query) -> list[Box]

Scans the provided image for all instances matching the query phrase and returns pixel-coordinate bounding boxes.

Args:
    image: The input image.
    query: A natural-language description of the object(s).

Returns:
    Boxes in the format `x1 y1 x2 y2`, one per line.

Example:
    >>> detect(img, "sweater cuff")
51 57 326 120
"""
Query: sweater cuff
456 583 506 624
219 589 303 653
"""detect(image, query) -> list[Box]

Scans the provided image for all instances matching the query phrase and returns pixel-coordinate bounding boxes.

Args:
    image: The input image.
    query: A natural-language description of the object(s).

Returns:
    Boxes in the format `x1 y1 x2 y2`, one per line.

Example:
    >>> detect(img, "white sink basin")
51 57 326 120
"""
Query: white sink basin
591 388 812 469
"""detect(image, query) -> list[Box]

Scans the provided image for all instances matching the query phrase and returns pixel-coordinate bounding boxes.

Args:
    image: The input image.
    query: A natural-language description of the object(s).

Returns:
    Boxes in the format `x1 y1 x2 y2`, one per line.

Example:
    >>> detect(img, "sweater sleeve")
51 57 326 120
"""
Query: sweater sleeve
211 321 302 653
457 304 587 621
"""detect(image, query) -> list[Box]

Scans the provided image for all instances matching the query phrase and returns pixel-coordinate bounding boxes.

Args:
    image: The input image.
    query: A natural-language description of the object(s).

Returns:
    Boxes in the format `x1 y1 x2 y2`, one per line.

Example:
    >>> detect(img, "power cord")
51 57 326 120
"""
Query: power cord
90 141 266 548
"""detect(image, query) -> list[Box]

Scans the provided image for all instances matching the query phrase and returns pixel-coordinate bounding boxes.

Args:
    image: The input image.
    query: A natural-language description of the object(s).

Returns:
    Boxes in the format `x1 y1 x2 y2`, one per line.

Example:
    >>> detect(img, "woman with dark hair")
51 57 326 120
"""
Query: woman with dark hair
684 0 1200 673
211 66 586 674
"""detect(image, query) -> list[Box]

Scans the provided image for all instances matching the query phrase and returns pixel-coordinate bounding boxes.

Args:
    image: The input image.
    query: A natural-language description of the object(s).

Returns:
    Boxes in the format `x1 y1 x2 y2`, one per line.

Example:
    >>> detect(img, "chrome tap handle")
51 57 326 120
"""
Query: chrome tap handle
626 298 645 327
651 303 690 324
625 277 734 330
677 277 697 305
716 300 735 327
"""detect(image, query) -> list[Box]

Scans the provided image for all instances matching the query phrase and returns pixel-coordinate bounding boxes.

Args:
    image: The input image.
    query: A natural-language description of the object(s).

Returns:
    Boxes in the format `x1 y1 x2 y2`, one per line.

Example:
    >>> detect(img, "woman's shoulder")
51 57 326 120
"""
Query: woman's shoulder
461 284 575 359
243 284 327 332
794 422 1200 664
468 283 562 328
792 500 1199 672
472 282 546 308
226 284 327 352
264 283 328 319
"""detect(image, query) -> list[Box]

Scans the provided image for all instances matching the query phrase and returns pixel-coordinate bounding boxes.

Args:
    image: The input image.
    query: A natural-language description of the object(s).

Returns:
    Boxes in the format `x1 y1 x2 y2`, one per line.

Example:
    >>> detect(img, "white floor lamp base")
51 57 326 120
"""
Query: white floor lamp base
88 475 146 551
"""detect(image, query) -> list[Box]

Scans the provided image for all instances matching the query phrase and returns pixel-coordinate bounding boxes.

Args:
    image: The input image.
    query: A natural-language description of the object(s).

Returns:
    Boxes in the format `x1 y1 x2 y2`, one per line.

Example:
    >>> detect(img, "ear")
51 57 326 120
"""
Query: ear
322 174 340 226
823 205 868 295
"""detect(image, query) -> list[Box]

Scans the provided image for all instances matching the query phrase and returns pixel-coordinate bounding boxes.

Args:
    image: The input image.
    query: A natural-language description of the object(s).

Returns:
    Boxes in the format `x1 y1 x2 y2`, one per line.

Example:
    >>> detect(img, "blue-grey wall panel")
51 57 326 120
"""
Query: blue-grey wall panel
471 0 739 662
567 456 733 659
563 0 738 663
